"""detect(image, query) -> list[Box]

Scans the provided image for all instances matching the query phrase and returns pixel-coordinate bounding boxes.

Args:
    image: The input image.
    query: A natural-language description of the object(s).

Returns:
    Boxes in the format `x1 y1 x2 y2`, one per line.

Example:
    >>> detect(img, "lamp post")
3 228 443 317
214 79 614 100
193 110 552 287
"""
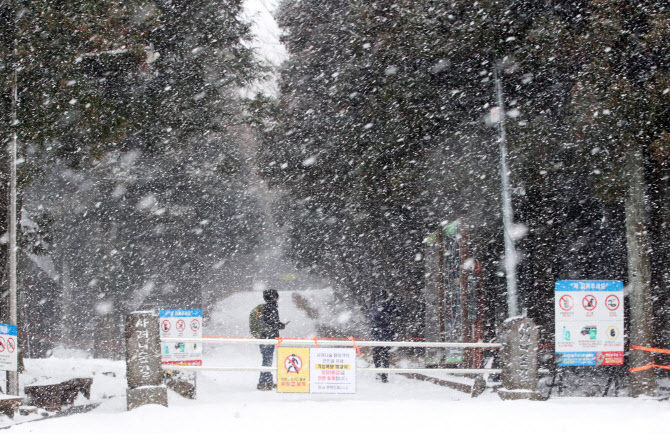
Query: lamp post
8 46 19 396
493 65 520 318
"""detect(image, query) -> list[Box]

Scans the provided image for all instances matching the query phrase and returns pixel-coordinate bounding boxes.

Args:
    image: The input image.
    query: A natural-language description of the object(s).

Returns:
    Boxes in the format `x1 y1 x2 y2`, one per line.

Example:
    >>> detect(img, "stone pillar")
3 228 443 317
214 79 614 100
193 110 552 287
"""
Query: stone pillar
498 317 541 400
125 311 167 410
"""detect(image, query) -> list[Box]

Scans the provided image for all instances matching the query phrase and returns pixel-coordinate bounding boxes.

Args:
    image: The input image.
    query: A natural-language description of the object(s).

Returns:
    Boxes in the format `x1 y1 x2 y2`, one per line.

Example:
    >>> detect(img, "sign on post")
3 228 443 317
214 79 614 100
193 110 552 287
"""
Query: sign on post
159 309 202 366
310 348 356 394
555 281 624 366
0 324 17 372
277 347 310 393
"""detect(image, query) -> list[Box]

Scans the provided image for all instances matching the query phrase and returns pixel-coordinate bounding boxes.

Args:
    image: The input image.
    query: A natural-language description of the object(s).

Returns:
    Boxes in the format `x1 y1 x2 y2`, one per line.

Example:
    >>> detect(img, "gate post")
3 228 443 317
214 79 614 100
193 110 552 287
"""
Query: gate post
498 317 541 400
125 311 168 410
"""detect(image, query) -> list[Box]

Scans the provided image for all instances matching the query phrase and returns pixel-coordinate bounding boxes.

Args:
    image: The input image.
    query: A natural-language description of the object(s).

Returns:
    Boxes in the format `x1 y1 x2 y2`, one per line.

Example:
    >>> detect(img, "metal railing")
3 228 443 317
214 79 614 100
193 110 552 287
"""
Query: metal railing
160 337 510 375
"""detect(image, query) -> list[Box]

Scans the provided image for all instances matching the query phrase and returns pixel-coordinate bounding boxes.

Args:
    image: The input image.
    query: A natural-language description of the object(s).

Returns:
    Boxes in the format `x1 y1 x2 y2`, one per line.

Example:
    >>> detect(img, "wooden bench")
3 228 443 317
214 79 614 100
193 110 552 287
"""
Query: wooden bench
24 378 92 412
0 396 24 418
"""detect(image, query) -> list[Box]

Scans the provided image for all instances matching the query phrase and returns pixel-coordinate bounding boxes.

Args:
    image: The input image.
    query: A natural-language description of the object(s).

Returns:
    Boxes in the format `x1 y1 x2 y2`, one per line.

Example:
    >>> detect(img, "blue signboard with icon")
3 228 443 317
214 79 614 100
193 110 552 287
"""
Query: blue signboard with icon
0 323 18 371
159 309 203 366
555 281 624 366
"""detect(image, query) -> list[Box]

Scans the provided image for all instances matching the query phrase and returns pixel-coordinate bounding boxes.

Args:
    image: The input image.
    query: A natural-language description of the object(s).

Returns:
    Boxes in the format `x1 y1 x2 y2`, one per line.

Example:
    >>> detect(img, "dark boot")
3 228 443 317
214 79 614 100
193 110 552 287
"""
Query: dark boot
376 373 388 383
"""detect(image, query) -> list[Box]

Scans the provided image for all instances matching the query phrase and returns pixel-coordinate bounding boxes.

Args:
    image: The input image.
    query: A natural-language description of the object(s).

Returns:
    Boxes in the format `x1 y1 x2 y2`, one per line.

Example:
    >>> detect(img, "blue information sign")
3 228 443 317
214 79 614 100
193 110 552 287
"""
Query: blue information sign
555 280 624 367
159 309 203 366
0 323 18 371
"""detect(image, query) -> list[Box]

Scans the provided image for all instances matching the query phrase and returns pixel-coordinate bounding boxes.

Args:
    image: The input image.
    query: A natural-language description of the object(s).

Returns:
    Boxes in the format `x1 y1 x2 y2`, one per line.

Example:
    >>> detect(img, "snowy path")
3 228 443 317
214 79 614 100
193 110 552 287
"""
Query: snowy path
4 290 670 433
6 364 670 434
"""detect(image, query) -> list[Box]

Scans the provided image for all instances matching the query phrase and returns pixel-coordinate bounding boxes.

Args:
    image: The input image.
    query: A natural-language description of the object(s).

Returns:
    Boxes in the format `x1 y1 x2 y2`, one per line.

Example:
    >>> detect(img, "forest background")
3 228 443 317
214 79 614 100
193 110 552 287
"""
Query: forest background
0 0 668 395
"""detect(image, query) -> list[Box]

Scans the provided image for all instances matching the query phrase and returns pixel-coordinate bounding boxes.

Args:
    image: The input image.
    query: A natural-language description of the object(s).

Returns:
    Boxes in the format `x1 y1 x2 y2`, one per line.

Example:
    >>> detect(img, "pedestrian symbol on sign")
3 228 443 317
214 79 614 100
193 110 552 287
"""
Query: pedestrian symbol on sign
176 319 186 332
284 354 303 374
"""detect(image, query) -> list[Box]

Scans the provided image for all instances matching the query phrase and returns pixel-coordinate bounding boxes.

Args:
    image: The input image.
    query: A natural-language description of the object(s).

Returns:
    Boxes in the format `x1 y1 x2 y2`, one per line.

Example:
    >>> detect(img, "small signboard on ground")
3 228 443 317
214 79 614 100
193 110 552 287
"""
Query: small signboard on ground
277 347 310 393
555 280 624 366
159 309 202 366
0 324 17 372
310 347 356 394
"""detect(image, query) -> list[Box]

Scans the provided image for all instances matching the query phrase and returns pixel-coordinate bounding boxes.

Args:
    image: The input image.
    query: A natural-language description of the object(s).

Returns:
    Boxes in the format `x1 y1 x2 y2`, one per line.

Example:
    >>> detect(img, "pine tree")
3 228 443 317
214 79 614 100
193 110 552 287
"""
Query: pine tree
568 0 670 396
3 0 263 353
265 0 632 343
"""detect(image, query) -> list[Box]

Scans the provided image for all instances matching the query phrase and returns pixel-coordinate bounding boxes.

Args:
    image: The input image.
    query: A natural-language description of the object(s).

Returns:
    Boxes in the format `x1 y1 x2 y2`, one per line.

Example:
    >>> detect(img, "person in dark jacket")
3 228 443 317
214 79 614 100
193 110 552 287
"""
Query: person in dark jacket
258 289 286 390
367 289 399 383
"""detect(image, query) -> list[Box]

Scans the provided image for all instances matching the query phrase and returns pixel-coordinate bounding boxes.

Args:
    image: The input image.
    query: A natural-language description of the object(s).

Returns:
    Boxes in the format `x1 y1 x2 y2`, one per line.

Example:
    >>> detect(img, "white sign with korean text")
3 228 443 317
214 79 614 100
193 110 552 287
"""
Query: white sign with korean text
309 348 356 394
159 309 202 366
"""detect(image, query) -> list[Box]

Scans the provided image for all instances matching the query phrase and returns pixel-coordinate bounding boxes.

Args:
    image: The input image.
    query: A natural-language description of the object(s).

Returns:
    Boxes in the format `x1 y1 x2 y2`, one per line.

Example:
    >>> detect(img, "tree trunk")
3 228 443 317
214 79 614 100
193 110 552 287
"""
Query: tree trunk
625 146 655 397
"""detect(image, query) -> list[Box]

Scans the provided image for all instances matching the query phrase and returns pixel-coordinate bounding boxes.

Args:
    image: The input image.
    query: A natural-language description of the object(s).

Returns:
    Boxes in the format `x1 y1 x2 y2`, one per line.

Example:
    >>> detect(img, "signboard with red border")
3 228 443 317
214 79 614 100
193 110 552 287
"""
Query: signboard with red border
555 281 624 367
277 347 310 393
0 324 17 371
159 309 202 366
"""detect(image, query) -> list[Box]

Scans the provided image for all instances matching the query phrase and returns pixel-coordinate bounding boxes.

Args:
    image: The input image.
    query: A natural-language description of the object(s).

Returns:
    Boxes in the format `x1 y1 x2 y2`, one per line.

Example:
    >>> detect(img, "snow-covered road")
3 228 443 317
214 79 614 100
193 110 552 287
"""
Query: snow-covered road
6 360 670 434
4 289 669 433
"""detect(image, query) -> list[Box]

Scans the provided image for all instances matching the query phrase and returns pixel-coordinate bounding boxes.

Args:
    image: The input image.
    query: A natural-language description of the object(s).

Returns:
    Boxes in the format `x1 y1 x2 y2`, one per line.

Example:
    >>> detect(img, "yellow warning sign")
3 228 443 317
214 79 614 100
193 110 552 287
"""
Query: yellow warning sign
277 347 310 393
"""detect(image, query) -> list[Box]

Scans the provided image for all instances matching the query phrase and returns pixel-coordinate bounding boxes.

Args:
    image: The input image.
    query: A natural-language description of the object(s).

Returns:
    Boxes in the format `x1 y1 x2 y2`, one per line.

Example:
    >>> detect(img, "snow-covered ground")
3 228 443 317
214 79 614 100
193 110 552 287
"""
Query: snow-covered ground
2 289 669 433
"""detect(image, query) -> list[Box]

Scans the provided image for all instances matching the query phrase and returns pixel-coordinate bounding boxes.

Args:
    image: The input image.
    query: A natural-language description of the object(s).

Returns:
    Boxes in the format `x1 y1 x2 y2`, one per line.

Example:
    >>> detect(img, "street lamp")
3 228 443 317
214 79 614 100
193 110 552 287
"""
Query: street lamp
8 46 19 397
492 65 520 318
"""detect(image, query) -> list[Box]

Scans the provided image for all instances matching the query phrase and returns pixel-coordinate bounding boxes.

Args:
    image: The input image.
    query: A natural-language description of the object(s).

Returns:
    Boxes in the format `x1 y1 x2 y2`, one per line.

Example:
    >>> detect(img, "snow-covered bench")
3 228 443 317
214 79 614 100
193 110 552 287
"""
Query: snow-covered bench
24 378 92 411
0 396 24 418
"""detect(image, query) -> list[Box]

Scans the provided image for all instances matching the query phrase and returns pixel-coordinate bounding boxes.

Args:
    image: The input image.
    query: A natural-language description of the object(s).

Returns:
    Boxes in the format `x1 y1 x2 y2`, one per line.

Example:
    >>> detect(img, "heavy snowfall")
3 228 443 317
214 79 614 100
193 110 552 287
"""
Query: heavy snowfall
0 0 669 432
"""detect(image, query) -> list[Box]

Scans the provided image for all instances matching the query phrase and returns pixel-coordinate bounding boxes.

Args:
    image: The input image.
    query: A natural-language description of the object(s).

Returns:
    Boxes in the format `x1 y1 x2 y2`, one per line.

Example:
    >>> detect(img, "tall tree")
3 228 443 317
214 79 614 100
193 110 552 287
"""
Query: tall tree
3 0 263 354
264 0 592 335
569 0 670 396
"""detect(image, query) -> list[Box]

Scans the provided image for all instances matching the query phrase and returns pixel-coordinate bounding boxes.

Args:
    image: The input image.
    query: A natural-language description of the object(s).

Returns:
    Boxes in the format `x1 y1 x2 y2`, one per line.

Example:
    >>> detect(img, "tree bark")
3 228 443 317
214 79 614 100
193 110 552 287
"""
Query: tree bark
625 145 656 397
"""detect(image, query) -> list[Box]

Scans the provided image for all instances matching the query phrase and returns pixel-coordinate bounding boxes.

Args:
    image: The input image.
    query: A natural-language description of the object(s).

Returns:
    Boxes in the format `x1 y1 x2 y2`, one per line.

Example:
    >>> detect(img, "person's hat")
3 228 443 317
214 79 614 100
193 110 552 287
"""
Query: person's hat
263 289 279 302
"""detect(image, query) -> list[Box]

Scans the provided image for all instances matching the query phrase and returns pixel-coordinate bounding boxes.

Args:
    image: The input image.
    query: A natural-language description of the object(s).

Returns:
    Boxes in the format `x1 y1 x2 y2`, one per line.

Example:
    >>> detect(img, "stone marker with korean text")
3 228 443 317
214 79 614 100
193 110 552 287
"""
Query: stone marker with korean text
498 317 540 400
125 311 167 410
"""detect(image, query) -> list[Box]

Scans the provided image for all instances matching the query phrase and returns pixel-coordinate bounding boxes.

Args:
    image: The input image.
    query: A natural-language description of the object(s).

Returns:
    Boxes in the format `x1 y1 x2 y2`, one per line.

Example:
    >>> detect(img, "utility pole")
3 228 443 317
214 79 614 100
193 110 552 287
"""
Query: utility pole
494 65 520 318
7 27 19 397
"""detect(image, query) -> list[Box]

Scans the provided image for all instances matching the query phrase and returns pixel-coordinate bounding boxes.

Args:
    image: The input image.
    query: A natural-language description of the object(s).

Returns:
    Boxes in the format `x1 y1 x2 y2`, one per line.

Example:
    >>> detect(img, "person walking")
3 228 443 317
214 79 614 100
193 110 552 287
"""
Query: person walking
368 289 399 383
257 289 286 390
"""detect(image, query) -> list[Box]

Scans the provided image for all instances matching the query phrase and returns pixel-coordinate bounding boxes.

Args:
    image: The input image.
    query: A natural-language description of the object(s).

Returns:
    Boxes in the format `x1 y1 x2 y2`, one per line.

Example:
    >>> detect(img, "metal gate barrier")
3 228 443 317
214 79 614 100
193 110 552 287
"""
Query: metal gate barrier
125 311 544 410
160 337 504 375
